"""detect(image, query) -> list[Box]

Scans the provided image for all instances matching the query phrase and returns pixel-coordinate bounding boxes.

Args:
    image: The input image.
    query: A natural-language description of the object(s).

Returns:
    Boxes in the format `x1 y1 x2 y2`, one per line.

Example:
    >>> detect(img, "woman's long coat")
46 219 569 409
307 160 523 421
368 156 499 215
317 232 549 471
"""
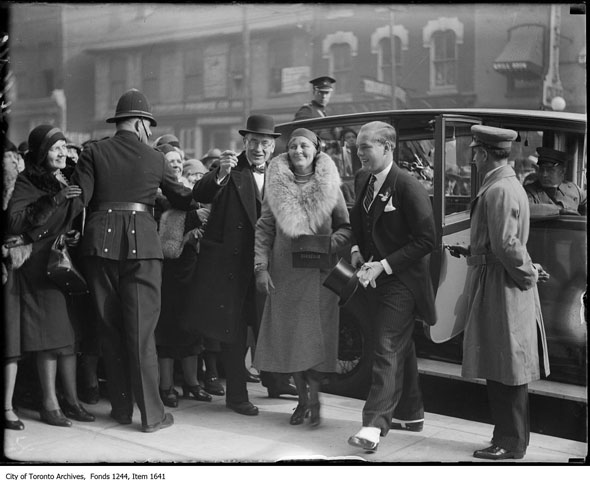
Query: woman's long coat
461 165 550 385
6 171 81 352
253 152 352 373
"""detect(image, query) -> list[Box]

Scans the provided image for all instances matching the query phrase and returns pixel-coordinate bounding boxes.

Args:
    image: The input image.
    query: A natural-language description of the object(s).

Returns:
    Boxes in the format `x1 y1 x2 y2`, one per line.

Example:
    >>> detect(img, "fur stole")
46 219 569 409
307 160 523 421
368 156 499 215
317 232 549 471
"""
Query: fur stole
265 152 341 238
158 208 204 259
3 162 18 210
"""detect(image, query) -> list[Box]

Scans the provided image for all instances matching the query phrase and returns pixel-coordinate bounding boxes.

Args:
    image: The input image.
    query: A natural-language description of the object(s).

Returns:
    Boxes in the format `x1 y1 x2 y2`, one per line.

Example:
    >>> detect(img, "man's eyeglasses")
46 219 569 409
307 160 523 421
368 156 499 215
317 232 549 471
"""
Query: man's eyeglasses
247 139 273 149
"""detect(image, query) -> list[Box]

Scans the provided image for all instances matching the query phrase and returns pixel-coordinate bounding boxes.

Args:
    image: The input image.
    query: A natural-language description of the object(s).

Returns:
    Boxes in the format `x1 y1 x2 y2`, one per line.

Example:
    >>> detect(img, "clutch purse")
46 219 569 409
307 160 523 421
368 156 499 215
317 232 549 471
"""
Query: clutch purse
291 234 332 269
47 234 88 295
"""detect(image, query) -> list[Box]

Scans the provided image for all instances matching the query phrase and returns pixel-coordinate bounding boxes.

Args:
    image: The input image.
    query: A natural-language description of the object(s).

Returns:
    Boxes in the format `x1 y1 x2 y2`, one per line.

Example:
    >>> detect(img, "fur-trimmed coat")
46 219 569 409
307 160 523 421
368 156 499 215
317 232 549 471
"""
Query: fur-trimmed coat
5 169 80 352
253 152 351 373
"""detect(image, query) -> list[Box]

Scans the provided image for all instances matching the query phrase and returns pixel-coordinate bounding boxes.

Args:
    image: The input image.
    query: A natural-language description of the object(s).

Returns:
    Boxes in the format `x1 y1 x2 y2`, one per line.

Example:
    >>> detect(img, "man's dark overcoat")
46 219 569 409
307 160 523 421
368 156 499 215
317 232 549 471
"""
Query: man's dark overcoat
293 100 326 121
190 152 260 343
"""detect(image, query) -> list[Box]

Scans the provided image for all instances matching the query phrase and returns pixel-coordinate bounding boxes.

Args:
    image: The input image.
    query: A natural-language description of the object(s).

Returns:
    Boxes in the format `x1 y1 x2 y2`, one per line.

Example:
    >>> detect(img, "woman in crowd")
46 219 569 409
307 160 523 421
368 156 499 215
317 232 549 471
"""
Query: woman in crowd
155 144 212 406
254 128 351 426
180 159 208 188
3 139 30 430
6 125 94 427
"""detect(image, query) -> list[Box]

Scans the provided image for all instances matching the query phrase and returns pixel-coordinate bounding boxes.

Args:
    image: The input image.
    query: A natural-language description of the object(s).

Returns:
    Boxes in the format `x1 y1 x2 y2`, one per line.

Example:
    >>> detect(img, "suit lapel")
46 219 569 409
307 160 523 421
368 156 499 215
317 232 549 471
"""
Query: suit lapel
372 163 399 225
234 153 258 228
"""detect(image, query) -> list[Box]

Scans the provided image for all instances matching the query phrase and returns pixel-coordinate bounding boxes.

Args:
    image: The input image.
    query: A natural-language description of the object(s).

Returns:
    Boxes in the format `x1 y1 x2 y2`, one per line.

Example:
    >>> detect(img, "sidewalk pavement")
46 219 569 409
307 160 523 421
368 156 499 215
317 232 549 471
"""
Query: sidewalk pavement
3 381 587 464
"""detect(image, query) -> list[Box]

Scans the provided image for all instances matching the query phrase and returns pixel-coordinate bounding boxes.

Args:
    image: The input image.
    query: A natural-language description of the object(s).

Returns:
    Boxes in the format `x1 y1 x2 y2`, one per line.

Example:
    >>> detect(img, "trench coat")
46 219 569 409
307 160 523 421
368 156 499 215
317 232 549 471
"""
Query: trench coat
189 152 261 343
6 173 80 352
461 165 550 385
253 152 352 373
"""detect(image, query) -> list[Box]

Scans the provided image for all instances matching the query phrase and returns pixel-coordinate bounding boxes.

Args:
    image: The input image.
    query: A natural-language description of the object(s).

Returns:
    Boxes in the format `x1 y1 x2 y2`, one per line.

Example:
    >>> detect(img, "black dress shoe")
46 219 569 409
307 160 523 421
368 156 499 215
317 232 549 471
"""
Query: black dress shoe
142 412 174 433
347 435 378 452
4 409 25 430
159 387 179 408
289 404 309 425
309 402 321 427
226 401 259 416
390 419 424 432
204 377 225 396
62 402 96 422
78 385 100 405
110 410 132 425
182 384 212 402
268 383 298 398
473 444 525 460
40 408 72 427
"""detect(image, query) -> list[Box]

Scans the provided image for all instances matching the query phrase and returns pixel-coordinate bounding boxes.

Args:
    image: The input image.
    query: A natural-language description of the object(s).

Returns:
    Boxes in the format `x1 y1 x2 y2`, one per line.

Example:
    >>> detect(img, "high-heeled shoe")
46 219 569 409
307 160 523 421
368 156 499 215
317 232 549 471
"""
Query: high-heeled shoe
289 403 309 425
182 384 212 402
4 408 25 430
40 408 72 427
309 402 320 427
159 387 179 408
61 401 95 422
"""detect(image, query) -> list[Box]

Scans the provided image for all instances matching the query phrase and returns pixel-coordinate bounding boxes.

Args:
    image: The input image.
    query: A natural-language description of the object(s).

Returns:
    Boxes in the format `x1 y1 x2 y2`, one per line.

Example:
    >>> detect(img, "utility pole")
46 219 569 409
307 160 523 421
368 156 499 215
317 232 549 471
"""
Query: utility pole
389 6 397 110
242 4 251 124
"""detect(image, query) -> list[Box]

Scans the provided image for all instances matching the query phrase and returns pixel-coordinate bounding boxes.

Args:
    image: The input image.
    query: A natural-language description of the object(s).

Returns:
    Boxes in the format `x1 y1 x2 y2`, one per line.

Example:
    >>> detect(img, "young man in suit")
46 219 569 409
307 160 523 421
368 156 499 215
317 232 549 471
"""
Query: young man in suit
347 121 437 451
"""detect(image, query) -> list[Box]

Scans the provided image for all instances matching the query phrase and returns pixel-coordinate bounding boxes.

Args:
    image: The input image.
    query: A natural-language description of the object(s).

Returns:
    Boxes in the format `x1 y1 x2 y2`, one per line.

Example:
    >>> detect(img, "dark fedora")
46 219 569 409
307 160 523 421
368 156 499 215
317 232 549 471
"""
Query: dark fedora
323 259 360 307
238 114 281 138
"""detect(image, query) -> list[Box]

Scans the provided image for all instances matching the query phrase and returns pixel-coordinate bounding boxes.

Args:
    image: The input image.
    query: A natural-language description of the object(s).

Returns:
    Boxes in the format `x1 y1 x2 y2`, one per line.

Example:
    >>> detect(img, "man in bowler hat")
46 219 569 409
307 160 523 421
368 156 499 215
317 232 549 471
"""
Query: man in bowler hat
525 147 586 215
347 121 437 452
294 76 336 120
190 114 296 416
72 88 194 432
449 125 550 460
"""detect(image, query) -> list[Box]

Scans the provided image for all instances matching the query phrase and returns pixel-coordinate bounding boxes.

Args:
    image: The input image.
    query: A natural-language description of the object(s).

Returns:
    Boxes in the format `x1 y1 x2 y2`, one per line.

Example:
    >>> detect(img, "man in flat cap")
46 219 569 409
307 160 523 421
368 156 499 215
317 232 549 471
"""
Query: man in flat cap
449 125 550 460
525 147 586 215
294 76 336 120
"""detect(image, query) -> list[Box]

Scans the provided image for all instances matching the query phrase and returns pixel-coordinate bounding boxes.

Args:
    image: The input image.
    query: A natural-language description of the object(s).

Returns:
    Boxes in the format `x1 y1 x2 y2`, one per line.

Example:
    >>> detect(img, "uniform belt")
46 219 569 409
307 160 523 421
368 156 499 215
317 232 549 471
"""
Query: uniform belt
90 202 154 215
466 253 499 266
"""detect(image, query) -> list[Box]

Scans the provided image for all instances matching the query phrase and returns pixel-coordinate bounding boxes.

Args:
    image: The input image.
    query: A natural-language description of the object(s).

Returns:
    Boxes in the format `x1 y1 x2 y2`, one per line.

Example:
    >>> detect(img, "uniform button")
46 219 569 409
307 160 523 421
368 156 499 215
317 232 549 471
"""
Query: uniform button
131 230 135 234
132 211 136 215
219 305 225 309
132 249 136 254
237 223 243 229
225 329 230 334
228 273 234 279
233 248 239 254
107 228 112 233
108 209 112 213
104 248 108 252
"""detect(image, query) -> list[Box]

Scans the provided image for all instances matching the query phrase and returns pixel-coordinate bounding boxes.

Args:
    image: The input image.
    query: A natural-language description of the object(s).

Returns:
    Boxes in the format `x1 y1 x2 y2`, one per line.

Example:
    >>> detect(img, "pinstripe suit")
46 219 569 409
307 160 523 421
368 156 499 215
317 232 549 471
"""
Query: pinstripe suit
350 162 436 435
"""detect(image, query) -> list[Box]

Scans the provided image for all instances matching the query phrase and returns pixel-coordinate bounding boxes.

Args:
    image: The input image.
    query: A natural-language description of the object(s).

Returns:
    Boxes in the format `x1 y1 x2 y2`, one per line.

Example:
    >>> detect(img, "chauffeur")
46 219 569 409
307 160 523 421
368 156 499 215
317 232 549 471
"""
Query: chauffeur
525 147 586 216
72 89 194 433
450 125 551 460
293 76 336 120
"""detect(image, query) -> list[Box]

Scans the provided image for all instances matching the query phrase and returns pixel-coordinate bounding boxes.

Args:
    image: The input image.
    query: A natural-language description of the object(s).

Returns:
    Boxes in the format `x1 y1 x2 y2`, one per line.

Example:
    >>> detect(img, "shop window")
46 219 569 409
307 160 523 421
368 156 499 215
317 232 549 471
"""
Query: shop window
184 48 203 99
110 56 126 105
378 36 403 86
423 17 463 93
330 43 352 93
229 43 244 99
142 53 159 102
269 38 292 94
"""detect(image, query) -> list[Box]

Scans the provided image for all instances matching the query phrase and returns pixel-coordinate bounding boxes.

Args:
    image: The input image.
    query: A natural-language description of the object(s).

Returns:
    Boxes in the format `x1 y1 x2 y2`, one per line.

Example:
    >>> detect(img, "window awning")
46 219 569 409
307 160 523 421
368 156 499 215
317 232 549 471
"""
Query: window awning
493 24 544 76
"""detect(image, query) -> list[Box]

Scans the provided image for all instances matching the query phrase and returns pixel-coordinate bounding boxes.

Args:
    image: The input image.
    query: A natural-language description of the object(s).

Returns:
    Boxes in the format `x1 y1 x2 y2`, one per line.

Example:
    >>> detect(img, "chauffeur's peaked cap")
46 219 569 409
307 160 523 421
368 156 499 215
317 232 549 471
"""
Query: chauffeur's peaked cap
536 147 572 167
469 125 517 149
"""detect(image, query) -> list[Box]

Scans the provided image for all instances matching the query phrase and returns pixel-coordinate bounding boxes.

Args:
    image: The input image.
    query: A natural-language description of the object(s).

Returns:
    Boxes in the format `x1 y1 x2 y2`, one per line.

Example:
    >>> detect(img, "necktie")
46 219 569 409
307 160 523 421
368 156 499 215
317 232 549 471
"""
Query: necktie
250 163 265 173
363 174 376 212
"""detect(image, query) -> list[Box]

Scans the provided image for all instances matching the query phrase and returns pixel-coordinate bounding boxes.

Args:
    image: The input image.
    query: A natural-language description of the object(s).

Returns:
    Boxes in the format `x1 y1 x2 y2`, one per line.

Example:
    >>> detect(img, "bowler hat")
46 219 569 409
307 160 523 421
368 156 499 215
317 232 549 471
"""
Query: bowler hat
310 76 336 91
106 88 157 127
536 147 571 167
323 259 360 307
156 134 180 149
469 125 517 149
238 114 281 138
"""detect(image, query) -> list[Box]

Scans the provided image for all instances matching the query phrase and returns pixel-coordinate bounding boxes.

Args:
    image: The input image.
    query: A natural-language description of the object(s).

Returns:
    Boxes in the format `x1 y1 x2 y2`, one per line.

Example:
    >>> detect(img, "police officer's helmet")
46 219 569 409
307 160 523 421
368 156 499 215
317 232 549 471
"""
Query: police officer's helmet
106 88 157 127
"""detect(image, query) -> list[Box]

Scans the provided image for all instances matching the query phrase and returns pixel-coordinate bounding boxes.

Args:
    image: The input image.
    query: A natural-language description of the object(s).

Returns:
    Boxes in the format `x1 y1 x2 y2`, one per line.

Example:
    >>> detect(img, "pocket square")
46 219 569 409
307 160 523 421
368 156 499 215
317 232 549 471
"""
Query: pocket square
384 198 396 212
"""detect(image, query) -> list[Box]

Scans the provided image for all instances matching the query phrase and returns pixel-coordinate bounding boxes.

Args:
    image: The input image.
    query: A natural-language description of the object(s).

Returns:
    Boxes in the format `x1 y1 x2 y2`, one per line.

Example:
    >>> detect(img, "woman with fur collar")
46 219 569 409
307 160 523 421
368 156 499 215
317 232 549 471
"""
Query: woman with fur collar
6 125 94 428
254 128 352 427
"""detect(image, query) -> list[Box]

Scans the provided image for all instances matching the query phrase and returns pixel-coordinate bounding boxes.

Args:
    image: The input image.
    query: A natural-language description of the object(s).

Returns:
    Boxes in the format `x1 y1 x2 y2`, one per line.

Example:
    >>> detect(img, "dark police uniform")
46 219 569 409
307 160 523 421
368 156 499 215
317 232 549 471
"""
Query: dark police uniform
72 130 193 428
293 76 336 121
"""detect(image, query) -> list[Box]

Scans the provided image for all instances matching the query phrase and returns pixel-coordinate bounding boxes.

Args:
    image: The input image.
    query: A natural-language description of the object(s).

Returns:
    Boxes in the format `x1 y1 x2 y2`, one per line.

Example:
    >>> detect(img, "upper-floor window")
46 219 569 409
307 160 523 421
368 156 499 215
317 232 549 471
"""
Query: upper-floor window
184 48 203 99
229 43 244 99
142 53 159 102
330 43 352 93
110 56 126 105
432 30 457 88
378 36 402 86
269 38 292 94
423 17 463 93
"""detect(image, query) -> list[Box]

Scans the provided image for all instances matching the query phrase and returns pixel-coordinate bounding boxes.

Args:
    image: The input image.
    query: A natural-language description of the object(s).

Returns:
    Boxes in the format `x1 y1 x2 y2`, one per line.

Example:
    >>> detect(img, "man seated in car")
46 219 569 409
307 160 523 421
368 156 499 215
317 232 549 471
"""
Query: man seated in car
525 147 586 216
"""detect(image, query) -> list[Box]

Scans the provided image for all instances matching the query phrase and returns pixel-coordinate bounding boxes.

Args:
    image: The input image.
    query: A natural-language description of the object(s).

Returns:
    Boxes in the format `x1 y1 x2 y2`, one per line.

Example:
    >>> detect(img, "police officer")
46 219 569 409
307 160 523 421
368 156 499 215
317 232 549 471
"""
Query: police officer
72 89 194 432
525 147 586 215
293 76 336 120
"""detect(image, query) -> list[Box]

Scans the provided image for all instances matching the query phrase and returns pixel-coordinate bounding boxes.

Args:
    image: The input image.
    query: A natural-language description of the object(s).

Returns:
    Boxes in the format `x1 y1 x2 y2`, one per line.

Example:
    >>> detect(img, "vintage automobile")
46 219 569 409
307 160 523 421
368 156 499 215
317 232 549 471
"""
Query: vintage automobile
275 108 587 402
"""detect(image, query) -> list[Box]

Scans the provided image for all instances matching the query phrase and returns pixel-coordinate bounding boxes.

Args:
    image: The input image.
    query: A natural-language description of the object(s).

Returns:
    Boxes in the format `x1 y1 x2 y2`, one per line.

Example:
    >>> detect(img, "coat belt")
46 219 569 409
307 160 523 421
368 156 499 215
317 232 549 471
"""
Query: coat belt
89 201 154 215
466 252 500 266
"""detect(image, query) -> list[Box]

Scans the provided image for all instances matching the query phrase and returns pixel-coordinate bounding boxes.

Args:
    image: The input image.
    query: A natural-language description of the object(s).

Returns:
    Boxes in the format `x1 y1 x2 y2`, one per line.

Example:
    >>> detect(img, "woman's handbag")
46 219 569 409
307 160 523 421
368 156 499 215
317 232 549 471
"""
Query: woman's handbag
47 234 88 295
291 234 332 269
